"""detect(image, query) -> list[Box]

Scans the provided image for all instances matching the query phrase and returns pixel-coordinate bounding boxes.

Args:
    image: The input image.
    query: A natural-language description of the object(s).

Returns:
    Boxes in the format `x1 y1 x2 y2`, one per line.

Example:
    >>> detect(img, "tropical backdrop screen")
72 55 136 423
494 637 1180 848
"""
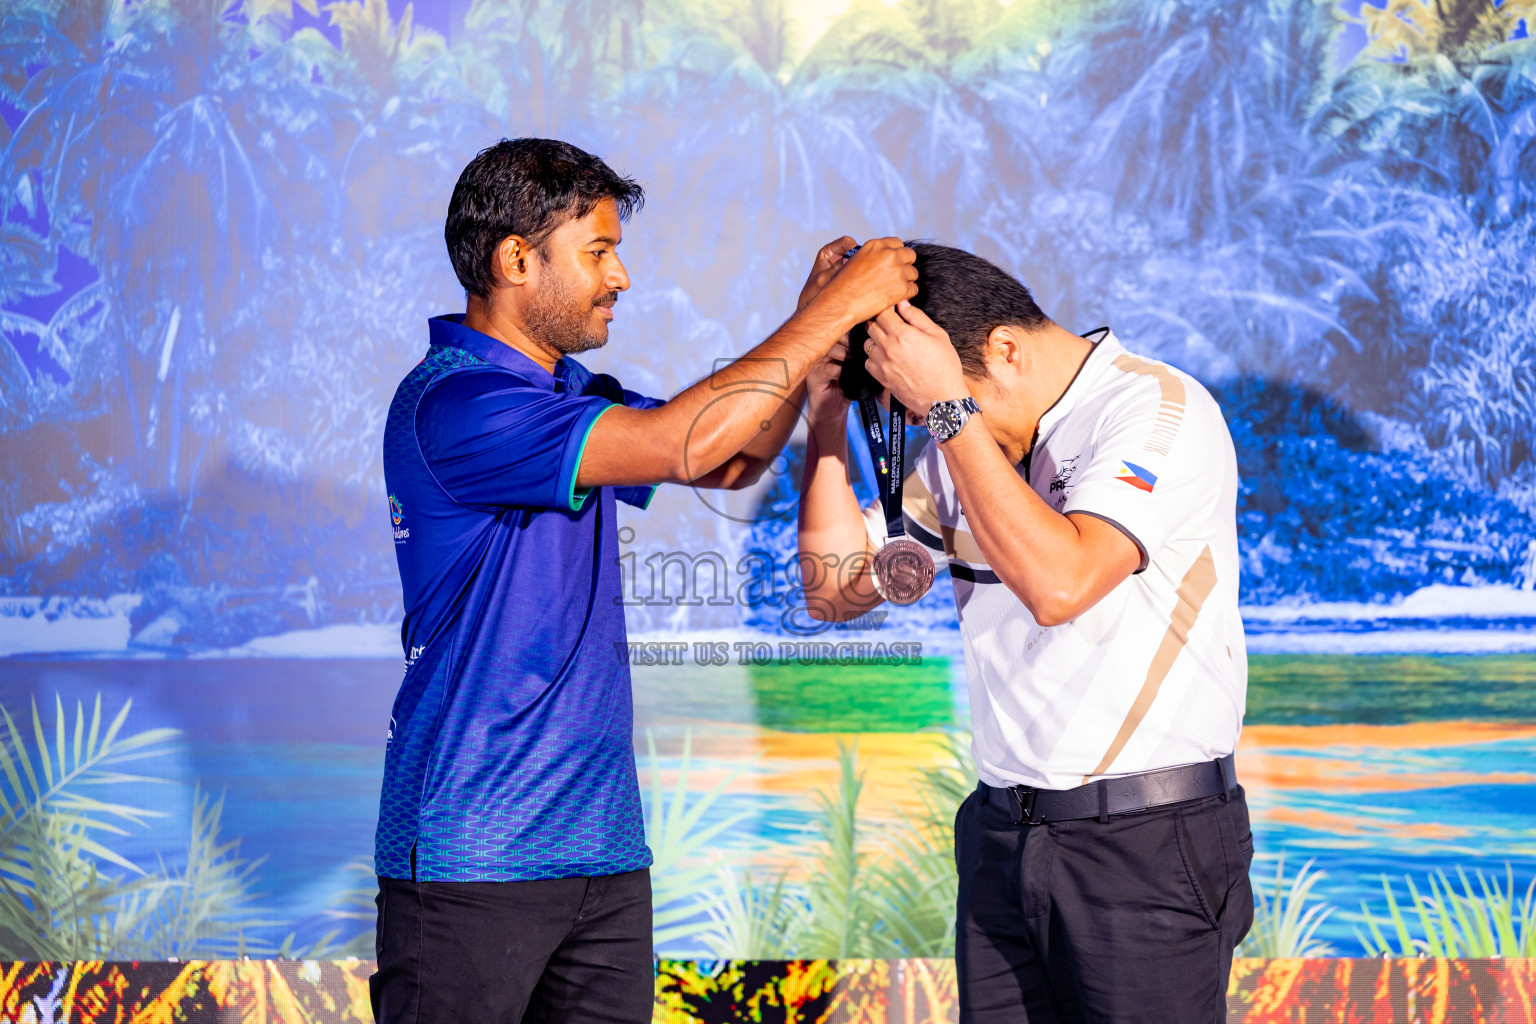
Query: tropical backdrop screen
1 0 1535 961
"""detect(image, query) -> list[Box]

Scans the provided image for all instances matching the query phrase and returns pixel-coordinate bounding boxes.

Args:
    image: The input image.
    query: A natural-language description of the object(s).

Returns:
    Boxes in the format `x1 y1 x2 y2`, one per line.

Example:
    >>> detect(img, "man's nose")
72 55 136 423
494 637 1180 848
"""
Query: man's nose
609 257 630 292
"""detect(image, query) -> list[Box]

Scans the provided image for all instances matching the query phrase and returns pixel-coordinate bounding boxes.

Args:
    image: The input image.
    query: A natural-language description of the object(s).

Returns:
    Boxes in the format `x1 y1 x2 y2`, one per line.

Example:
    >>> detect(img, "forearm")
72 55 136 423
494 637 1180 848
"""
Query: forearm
938 422 1104 625
579 300 851 488
797 414 882 621
691 381 808 489
738 380 806 462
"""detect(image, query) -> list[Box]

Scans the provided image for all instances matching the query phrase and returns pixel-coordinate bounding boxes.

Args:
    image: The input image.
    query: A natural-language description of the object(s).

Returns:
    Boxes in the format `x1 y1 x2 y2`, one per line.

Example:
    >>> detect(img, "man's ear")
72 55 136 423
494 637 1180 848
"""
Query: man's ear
986 324 1025 373
494 235 533 287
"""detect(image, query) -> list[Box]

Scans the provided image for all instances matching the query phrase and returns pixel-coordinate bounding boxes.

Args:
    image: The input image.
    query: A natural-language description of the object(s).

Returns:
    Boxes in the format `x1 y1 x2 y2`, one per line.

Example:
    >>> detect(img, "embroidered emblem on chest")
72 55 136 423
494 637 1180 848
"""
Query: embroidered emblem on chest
1047 455 1082 507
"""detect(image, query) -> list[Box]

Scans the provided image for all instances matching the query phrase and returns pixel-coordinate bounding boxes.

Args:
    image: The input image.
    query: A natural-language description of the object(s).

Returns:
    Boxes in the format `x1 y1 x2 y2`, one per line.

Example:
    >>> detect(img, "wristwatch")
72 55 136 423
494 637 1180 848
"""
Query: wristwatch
927 396 980 442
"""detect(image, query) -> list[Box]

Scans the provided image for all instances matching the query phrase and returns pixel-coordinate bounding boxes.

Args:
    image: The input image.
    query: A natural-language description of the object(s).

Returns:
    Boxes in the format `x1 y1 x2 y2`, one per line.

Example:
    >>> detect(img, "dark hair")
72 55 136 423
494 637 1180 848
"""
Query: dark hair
909 242 1048 376
445 138 645 297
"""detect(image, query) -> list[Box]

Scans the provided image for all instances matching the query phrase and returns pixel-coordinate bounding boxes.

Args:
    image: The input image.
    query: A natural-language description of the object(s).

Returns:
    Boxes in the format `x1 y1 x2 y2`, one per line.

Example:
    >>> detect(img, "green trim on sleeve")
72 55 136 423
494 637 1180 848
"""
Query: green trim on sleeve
566 404 611 512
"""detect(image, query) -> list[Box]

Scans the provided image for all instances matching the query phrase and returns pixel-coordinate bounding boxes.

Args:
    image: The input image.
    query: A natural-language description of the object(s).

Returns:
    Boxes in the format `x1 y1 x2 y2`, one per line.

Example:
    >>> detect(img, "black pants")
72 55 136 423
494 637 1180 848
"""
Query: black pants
956 784 1254 1024
370 868 654 1024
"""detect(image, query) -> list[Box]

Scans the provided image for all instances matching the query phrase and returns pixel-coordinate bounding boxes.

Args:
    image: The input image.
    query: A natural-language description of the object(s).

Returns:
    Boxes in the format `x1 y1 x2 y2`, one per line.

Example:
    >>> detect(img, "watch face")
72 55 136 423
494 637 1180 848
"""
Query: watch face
929 402 962 439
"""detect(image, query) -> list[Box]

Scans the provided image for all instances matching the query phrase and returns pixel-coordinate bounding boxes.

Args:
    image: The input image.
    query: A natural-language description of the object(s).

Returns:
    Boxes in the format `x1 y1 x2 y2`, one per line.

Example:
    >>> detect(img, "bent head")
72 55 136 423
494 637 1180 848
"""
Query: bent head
446 138 644 355
907 242 1050 385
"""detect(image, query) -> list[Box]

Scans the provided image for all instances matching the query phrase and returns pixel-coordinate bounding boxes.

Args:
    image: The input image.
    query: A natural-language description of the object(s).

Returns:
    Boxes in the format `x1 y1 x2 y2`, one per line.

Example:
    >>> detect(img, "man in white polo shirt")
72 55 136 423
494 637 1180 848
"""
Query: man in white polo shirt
798 243 1252 1023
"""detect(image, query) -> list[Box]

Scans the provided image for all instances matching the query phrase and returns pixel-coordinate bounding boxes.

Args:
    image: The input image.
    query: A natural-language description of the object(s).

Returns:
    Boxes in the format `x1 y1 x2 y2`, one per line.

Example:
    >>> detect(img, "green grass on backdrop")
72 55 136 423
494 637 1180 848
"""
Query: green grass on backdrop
748 658 954 732
1246 654 1536 725
743 654 1536 733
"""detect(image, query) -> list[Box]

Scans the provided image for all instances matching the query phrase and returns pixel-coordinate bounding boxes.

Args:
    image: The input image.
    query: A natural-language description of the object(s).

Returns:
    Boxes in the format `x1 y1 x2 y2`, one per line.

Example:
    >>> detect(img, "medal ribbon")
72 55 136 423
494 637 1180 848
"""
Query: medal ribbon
856 396 908 541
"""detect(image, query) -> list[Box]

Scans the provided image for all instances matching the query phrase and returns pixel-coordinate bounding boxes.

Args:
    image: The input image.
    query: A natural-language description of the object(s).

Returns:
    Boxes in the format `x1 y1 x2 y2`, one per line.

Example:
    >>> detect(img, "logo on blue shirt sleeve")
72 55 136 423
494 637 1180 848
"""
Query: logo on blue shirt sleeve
390 494 410 543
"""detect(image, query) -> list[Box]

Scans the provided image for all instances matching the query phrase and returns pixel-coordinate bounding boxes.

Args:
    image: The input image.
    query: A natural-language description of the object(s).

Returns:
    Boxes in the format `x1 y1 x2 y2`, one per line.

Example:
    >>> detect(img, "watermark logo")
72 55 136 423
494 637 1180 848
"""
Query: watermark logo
616 527 901 637
682 358 809 526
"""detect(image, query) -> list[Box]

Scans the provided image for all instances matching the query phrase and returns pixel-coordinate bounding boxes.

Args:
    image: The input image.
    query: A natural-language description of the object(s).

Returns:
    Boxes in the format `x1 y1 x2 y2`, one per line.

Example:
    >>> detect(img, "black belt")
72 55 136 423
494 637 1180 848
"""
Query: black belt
979 754 1238 826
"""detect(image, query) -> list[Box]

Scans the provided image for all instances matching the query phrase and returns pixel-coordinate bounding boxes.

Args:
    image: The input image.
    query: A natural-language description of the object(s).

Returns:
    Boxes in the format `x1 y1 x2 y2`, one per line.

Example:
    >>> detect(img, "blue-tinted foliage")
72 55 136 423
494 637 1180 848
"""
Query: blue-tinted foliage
1216 378 1535 604
1 0 1534 647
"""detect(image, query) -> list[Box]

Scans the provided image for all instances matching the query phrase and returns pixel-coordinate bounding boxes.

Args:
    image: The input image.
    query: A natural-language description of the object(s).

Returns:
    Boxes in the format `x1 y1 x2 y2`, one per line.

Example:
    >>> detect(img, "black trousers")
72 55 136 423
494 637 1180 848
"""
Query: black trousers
370 868 654 1024
956 784 1254 1024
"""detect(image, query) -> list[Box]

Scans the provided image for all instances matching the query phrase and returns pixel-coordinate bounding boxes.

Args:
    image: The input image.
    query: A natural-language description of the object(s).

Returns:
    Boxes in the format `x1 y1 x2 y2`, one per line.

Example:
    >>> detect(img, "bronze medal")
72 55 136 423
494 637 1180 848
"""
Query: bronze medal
853 393 934 606
874 536 936 605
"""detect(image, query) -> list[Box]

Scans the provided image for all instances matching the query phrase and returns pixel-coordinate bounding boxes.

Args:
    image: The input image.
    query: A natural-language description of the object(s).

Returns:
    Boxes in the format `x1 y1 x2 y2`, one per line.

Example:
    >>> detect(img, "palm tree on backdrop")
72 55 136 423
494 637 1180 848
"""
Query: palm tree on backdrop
612 0 913 337
2 0 350 499
457 0 647 136
1054 0 1375 385
800 0 1364 388
109 0 292 498
797 0 1068 252
1320 0 1536 215
0 0 387 613
1309 0 1536 485
325 0 494 241
0 0 146 444
1068 0 1341 237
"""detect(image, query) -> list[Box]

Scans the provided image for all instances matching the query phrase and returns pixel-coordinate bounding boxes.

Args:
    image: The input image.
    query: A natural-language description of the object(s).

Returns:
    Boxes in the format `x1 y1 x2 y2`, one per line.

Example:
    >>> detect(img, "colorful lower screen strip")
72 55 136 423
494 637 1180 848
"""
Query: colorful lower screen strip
0 959 1532 1023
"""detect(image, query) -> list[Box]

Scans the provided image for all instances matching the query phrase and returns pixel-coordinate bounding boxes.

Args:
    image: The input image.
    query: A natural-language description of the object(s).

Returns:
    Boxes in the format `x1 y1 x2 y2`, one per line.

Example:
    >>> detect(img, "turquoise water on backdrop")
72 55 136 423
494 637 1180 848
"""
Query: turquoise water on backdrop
1 656 1533 955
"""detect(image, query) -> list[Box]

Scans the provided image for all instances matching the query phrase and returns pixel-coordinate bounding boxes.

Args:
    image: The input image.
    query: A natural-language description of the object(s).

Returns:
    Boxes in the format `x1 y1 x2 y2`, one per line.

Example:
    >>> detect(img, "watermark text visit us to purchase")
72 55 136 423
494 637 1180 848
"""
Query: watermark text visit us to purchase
615 639 925 666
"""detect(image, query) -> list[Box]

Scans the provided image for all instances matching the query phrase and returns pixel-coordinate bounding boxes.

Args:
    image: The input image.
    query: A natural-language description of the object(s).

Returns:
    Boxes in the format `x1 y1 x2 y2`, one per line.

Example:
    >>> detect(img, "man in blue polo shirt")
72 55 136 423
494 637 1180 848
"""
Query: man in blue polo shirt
371 138 917 1024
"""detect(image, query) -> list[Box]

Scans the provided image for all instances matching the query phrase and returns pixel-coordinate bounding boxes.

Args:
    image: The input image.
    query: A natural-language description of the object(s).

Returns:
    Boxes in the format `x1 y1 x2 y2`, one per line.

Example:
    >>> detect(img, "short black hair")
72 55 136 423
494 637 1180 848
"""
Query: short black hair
910 242 1048 375
445 138 644 297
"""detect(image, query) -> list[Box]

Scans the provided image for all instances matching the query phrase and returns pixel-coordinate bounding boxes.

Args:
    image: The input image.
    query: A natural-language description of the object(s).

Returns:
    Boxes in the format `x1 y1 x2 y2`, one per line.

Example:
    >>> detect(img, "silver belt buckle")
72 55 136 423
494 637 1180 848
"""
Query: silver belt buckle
1010 785 1044 826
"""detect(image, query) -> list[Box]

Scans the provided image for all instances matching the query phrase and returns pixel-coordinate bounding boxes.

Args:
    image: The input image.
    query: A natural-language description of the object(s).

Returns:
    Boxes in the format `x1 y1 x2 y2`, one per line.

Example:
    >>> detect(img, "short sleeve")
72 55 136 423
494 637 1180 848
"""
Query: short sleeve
619 387 665 412
1061 379 1223 572
597 377 665 509
416 366 613 512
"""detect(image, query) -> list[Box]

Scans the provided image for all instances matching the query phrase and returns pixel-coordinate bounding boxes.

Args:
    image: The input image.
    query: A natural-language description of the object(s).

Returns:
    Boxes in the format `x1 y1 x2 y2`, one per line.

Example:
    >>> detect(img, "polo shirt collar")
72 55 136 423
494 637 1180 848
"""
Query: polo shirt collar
1037 327 1121 435
429 314 574 391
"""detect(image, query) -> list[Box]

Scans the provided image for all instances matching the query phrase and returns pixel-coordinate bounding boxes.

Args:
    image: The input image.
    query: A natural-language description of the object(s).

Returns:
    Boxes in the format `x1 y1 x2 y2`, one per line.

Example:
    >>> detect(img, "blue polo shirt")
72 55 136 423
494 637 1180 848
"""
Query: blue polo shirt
377 314 659 882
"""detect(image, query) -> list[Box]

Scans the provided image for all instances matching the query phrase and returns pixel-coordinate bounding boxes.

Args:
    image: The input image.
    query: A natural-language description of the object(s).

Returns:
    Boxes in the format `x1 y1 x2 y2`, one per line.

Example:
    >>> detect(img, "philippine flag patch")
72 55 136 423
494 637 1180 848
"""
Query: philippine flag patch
1115 461 1157 492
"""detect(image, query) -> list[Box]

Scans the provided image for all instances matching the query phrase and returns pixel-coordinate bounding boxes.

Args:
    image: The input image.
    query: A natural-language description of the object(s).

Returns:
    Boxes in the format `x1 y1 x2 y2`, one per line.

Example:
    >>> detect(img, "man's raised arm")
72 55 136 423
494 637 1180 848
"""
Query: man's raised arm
576 238 917 489
795 337 886 624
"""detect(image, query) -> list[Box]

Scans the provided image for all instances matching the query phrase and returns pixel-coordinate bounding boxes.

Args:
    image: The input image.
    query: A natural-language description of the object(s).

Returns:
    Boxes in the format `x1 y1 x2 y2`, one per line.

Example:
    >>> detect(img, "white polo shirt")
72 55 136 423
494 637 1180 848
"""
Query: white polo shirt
865 329 1246 790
